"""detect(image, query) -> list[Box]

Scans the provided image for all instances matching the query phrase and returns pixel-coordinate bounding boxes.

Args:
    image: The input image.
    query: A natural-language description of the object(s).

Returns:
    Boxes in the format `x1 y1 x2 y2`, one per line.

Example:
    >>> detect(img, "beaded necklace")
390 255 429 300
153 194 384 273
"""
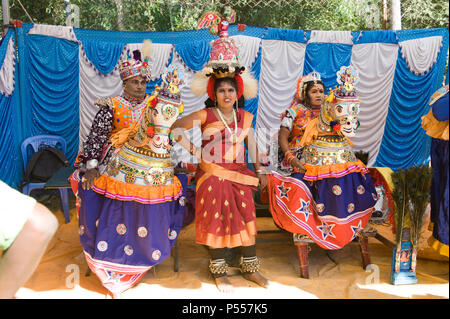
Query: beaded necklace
216 108 238 143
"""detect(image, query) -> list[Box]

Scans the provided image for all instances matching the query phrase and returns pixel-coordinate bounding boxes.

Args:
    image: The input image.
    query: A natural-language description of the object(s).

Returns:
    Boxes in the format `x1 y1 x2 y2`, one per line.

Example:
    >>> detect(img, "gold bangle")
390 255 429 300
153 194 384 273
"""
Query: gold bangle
189 144 196 155
255 169 263 174
285 151 295 161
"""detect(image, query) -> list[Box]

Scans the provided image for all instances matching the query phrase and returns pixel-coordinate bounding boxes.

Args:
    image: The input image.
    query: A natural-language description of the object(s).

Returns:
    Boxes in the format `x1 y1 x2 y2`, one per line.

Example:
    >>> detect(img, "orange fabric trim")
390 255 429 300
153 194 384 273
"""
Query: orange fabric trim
110 121 139 148
195 172 211 191
199 161 259 186
299 117 320 146
92 174 182 202
421 109 449 141
196 220 257 248
427 230 449 258
344 136 354 147
299 117 354 146
303 160 368 181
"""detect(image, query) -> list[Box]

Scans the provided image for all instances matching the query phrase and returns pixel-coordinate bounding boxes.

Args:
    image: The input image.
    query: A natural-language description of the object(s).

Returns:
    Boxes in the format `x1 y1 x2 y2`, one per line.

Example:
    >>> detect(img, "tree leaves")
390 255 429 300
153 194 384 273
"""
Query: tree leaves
1 0 448 32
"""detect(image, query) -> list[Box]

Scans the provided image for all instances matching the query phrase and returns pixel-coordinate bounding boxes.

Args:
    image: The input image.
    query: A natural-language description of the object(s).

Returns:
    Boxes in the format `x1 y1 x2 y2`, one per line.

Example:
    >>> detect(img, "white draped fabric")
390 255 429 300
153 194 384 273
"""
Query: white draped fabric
27 24 77 42
0 38 16 96
78 48 123 151
350 43 399 166
398 36 443 75
230 35 262 68
309 30 353 44
255 39 307 153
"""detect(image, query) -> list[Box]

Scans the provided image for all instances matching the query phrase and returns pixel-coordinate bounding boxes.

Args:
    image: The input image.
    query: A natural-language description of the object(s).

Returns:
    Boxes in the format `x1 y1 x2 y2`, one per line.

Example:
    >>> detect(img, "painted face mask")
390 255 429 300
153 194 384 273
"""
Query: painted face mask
319 66 361 137
331 102 360 137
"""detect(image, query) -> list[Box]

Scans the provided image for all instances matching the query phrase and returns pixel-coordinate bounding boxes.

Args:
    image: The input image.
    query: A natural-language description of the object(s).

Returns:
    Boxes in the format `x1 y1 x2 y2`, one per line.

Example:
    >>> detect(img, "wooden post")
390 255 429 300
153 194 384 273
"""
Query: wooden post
295 243 309 279
358 235 371 269
382 0 388 30
2 0 10 33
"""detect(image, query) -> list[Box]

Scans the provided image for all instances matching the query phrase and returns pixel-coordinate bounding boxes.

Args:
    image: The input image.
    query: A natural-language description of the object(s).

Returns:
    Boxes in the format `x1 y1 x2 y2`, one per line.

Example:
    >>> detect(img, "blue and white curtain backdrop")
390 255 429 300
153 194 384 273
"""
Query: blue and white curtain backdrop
0 23 448 188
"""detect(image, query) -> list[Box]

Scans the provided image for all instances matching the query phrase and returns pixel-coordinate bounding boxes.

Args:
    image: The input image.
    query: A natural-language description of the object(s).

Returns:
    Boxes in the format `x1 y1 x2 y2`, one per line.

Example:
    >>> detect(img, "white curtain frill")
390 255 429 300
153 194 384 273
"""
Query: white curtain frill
350 42 399 166
308 30 353 44
27 24 78 42
0 38 16 96
398 36 443 75
255 39 307 154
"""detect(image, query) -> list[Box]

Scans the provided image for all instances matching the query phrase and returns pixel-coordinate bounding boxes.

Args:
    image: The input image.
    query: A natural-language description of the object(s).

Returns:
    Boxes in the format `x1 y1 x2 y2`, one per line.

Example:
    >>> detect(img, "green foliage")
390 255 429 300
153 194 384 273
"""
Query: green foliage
391 165 432 246
400 0 449 29
1 0 448 32
392 168 408 243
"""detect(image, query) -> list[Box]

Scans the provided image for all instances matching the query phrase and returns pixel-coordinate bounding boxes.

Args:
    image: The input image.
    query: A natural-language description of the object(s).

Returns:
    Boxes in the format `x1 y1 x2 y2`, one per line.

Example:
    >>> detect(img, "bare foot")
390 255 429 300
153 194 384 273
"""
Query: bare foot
242 271 269 288
214 276 234 293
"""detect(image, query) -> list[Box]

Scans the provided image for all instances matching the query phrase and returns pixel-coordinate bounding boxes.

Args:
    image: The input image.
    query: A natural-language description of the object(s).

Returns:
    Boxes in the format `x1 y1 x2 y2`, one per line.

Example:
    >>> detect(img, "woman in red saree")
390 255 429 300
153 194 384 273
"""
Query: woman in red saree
172 76 268 292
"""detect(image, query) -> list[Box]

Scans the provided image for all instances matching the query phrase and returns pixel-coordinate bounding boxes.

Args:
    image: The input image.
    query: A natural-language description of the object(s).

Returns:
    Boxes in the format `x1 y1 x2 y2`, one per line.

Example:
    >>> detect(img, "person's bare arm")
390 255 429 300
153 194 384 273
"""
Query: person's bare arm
279 124 305 172
171 110 206 159
245 128 268 189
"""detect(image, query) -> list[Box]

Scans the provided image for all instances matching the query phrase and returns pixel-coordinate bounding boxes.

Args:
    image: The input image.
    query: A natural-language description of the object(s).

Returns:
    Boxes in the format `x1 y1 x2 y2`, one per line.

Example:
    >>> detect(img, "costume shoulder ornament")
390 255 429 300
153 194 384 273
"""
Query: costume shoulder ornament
94 97 114 109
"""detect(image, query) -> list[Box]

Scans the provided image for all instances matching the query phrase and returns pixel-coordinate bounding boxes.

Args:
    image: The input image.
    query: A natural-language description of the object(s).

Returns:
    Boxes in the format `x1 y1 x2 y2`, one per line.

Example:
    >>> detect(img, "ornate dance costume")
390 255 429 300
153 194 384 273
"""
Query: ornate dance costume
75 43 188 294
70 49 153 210
182 10 263 279
194 107 259 248
266 67 377 250
421 87 449 257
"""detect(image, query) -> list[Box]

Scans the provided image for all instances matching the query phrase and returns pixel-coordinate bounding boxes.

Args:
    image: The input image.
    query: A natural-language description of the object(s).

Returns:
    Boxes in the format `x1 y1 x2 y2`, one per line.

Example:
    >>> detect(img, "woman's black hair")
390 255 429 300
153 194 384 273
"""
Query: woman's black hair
204 77 245 110
303 80 325 107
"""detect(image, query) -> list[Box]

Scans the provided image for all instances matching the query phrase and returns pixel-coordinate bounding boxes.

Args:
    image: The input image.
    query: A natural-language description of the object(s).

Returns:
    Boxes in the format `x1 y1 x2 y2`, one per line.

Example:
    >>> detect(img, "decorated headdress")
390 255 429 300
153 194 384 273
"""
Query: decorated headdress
118 40 152 81
138 65 186 143
153 64 186 115
327 66 360 104
319 66 361 135
190 9 258 102
295 71 323 102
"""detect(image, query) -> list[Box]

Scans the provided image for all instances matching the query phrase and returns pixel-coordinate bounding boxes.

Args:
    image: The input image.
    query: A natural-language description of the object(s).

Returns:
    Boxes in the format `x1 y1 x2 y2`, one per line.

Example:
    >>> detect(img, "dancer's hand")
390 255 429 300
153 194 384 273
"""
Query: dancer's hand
257 172 268 190
82 168 99 190
290 158 306 172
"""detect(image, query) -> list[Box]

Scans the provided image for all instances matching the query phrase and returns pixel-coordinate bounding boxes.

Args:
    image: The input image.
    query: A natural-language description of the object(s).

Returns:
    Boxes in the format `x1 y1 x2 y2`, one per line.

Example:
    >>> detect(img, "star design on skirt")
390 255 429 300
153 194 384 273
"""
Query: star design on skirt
350 220 364 240
103 270 125 285
317 222 336 240
296 199 312 222
277 183 291 199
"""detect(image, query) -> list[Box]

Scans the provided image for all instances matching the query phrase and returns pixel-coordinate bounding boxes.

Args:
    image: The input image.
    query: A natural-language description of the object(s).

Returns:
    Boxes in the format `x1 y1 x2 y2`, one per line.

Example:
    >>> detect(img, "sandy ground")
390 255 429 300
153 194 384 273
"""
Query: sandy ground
11 193 449 300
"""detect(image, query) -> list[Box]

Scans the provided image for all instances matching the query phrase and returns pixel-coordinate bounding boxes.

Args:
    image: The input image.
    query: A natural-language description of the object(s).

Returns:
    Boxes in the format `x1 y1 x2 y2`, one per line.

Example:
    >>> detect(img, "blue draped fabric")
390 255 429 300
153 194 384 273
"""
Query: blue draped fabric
245 45 262 128
26 35 80 165
374 48 446 169
0 31 23 188
82 40 125 74
303 43 353 92
74 24 267 45
264 27 309 43
175 40 211 71
0 92 22 187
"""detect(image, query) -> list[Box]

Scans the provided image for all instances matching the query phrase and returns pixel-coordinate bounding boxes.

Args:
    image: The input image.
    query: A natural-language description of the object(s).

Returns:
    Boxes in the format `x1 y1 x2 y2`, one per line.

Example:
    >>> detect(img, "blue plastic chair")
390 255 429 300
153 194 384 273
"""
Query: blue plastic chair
21 135 70 223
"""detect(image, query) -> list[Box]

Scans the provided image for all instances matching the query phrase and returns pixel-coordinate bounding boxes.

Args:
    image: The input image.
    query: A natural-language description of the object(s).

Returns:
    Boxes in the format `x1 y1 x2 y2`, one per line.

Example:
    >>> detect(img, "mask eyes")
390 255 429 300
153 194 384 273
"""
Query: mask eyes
162 104 177 121
335 104 344 115
350 103 359 114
